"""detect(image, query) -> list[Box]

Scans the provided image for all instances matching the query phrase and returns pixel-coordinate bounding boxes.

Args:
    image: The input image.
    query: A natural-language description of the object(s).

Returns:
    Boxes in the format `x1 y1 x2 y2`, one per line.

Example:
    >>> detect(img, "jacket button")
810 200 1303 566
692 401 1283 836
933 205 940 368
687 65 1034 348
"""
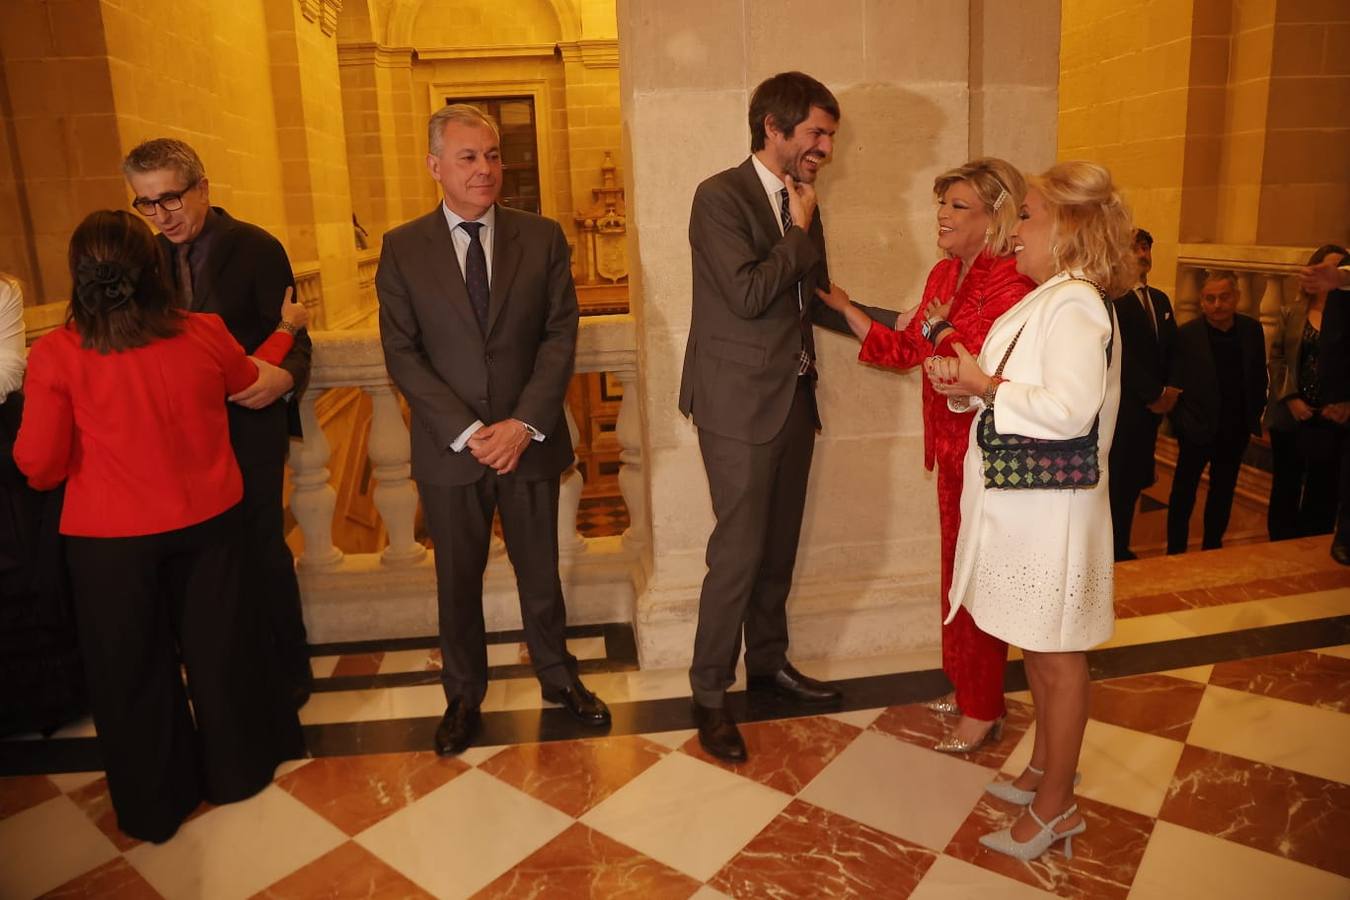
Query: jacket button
485 353 493 364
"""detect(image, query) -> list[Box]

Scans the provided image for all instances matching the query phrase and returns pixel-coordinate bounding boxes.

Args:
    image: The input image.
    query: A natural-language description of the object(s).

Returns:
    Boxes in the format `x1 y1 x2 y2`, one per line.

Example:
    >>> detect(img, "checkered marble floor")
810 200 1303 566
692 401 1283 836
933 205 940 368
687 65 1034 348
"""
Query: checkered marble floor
3 540 1348 899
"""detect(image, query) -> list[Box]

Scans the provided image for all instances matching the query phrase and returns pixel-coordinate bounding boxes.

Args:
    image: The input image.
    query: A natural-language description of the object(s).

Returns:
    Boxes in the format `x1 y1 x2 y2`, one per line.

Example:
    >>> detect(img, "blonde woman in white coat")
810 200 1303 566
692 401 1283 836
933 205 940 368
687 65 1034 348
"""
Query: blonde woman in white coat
925 161 1134 862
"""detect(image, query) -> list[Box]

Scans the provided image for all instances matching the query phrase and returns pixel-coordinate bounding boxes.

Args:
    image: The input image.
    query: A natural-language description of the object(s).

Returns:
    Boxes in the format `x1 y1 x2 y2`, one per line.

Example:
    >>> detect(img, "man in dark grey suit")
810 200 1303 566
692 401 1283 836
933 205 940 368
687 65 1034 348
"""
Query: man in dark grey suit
680 72 897 761
377 105 609 756
1166 270 1267 554
1108 228 1179 560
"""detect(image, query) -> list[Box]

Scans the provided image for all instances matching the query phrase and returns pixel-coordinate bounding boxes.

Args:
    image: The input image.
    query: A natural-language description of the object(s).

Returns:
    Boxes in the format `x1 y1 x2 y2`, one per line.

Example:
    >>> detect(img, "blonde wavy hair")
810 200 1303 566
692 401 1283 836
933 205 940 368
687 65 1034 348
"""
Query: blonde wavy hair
1032 161 1135 298
933 157 1026 257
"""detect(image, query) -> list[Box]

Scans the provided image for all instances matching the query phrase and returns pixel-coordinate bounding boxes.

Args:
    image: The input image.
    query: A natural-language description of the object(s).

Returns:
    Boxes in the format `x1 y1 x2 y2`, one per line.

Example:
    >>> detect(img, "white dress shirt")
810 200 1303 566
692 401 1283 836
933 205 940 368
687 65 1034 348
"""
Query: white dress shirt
0 276 25 403
439 202 544 452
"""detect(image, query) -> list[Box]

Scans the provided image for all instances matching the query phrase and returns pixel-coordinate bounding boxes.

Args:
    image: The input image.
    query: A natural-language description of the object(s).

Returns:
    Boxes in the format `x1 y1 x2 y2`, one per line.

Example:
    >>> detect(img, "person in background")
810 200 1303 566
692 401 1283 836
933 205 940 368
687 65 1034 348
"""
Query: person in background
1165 270 1267 554
815 157 1034 754
1302 254 1350 564
14 210 306 843
926 160 1131 861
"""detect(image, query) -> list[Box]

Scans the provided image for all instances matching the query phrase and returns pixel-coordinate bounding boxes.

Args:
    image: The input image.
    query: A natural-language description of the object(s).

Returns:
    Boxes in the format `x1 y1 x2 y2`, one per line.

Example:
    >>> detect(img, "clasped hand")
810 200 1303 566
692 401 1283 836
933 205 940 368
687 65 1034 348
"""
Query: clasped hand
469 419 531 475
924 343 992 398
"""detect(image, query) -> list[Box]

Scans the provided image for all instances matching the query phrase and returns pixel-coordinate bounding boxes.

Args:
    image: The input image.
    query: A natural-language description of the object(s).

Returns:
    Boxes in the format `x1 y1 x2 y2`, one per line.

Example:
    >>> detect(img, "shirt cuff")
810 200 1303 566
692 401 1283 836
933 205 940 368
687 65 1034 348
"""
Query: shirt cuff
450 420 484 452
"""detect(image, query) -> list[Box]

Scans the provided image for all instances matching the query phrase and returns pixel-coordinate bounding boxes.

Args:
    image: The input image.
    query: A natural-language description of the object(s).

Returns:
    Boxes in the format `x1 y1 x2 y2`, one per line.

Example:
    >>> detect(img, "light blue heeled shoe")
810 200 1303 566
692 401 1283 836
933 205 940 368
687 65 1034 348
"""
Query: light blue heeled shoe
985 764 1082 805
979 803 1087 861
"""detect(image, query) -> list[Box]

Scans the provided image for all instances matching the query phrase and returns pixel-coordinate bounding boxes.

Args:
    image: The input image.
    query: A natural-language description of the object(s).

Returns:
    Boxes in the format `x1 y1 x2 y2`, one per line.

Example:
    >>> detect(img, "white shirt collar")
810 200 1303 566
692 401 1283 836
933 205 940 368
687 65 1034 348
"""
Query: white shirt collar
751 154 787 201
442 201 496 233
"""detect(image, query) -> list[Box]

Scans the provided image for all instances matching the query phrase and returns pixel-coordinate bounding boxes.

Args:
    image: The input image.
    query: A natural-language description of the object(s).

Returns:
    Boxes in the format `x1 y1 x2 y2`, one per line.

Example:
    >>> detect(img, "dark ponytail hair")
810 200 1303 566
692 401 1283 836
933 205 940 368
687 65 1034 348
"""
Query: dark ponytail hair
66 210 183 353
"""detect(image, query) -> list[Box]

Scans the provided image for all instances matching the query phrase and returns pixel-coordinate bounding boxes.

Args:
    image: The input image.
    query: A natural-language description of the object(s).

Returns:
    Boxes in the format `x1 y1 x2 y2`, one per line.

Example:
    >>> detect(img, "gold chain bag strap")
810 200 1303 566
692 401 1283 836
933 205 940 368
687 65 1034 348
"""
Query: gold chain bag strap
976 277 1113 490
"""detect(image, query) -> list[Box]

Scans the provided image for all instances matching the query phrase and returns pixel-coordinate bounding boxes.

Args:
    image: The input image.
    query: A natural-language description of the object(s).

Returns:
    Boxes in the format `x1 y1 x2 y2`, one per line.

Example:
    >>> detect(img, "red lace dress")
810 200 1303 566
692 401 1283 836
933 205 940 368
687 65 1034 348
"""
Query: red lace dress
859 251 1033 719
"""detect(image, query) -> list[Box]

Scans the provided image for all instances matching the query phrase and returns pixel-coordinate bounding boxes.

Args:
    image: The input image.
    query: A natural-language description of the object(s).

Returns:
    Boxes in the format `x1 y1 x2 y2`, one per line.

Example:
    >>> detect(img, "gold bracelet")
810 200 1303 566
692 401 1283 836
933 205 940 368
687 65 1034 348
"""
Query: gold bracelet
275 320 299 336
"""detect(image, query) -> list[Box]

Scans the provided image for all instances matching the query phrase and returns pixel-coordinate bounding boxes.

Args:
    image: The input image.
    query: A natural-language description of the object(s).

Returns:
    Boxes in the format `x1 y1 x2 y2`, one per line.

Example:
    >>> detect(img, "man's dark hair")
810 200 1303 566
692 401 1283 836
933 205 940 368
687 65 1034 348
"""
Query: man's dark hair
748 71 839 152
1133 227 1154 248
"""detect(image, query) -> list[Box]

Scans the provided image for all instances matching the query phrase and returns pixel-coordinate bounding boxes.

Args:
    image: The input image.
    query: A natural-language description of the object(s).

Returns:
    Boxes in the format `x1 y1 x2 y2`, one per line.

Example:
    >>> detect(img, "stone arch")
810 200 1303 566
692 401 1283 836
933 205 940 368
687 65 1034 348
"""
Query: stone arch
384 0 579 47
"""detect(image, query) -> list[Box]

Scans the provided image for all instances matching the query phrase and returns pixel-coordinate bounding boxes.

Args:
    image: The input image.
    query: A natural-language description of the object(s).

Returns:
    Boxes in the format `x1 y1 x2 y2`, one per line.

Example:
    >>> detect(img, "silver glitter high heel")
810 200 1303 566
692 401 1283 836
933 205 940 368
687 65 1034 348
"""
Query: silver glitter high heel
979 803 1086 861
923 694 961 716
985 765 1082 805
933 716 1004 753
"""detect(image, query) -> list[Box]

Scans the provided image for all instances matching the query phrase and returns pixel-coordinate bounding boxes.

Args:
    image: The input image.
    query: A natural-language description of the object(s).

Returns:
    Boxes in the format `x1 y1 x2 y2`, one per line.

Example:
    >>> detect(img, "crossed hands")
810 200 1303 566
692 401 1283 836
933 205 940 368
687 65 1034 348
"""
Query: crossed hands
924 343 992 398
469 419 532 475
1147 386 1181 415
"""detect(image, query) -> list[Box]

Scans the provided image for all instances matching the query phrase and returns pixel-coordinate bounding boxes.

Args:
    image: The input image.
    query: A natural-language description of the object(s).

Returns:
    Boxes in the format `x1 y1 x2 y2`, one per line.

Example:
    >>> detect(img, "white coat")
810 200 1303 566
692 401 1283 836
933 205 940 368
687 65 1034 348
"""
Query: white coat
946 271 1121 652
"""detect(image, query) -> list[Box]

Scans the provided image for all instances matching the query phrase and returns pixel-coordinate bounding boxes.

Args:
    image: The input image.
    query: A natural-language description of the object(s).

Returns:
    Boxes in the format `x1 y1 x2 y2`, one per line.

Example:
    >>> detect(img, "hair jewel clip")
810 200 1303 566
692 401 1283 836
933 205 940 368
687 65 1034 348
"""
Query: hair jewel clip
992 188 1009 212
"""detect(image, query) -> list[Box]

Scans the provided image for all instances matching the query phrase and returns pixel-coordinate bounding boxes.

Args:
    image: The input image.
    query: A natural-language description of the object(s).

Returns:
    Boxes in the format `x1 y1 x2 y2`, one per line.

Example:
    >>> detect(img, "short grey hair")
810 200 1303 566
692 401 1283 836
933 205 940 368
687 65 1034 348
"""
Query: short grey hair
1202 269 1239 293
122 138 206 185
428 104 500 156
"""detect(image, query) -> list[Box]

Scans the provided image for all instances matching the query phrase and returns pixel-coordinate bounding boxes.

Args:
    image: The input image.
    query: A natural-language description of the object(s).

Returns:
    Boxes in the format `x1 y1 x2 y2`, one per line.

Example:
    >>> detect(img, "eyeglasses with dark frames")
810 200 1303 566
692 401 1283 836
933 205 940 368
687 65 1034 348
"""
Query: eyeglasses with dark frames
131 180 200 216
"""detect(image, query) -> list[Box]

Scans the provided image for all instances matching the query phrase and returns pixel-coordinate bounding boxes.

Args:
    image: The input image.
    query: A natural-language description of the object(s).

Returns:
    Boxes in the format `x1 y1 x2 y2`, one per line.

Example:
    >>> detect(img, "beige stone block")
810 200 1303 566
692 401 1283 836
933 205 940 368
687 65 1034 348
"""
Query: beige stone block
638 326 695 452
1268 76 1350 130
1326 25 1350 76
1225 80 1270 134
646 444 715 557
1184 86 1226 137
973 86 1058 172
1270 23 1330 77
743 0 866 85
1230 24 1275 83
0 3 55 60
866 0 968 84
1277 0 1350 25
972 0 1058 86
1187 35 1229 87
1191 0 1233 37
1215 184 1261 245
812 332 924 440
800 432 937 544
621 0 747 93
1257 183 1342 246
48 0 107 56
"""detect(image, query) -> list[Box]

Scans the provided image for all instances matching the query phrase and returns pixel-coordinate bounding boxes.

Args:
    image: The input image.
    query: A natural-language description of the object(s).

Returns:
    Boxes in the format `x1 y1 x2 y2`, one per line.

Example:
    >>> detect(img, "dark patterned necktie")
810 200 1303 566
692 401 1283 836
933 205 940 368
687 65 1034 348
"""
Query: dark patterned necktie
779 188 816 376
176 242 194 308
458 221 490 334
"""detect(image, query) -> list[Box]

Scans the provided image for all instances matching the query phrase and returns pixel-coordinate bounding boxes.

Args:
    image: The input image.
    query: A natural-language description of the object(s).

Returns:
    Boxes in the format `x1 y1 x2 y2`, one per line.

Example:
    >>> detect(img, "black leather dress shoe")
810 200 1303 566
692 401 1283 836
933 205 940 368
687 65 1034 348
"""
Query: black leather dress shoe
747 663 842 704
433 699 481 756
1333 543 1350 566
693 701 747 762
543 680 611 727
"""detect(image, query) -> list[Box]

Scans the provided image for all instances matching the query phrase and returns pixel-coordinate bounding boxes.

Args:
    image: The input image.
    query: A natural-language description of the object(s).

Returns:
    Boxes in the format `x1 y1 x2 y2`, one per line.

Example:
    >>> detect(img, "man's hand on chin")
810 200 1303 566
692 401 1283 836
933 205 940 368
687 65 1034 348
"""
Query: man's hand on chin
468 419 532 474
229 358 294 409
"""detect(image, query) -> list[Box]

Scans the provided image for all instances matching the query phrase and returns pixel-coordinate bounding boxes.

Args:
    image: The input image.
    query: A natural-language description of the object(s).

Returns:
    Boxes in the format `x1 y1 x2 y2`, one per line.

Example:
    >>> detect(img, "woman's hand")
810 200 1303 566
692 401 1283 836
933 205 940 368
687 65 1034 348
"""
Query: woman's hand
815 281 852 313
280 286 308 330
925 299 953 323
924 343 992 397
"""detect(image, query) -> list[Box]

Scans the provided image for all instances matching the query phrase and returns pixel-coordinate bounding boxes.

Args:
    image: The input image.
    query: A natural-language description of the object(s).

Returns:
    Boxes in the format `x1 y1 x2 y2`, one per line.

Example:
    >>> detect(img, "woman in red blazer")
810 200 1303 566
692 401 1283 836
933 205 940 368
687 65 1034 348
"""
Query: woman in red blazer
15 210 307 843
817 158 1035 753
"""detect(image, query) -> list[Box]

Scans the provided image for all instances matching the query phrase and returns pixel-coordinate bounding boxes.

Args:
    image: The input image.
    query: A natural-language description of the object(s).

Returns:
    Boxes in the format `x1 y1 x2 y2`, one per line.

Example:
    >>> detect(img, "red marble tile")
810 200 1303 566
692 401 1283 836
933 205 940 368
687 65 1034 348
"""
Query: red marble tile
1114 553 1350 619
710 799 938 899
470 822 699 899
251 840 435 899
67 777 142 852
1087 674 1207 741
678 715 861 795
869 697 1035 769
1159 744 1350 878
945 794 1154 900
478 735 668 817
330 652 385 678
277 751 469 835
0 774 59 820
41 857 163 899
1208 650 1350 713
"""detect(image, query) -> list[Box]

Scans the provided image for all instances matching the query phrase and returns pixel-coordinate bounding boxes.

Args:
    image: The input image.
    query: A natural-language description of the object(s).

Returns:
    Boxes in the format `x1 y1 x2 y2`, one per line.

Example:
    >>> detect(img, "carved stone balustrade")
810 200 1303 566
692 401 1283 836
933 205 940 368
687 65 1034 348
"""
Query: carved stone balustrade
289 315 643 642
1174 243 1315 349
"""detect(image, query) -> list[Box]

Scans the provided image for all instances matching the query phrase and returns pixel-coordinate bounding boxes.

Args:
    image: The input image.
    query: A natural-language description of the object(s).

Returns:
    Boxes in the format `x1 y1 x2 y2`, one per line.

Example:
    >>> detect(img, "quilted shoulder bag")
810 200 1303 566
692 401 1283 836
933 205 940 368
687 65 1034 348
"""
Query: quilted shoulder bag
977 278 1113 490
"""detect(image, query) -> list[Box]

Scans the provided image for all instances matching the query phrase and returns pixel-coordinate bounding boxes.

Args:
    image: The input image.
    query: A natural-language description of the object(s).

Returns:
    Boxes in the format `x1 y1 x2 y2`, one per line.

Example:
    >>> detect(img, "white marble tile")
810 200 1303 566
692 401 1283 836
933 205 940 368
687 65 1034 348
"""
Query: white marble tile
1314 643 1350 661
795 647 942 681
580 751 790 881
0 795 118 899
567 635 609 661
1160 664 1214 683
999 719 1185 818
1129 821 1350 900
623 666 694 702
689 886 735 900
125 785 346 900
459 744 506 767
1186 685 1350 784
46 770 105 793
275 758 314 778
378 648 437 675
299 683 448 725
310 655 340 679
1104 590 1350 650
486 642 528 668
797 729 993 851
828 707 885 730
357 768 572 899
909 854 1058 899
645 728 698 750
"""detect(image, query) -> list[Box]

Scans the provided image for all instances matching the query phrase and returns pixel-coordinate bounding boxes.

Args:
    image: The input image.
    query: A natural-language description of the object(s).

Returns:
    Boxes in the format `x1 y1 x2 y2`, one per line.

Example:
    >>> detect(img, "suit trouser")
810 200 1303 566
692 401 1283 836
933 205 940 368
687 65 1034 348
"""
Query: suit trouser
65 506 303 842
1268 424 1343 541
1166 434 1249 554
1107 431 1158 559
240 459 309 684
690 378 816 707
421 473 577 707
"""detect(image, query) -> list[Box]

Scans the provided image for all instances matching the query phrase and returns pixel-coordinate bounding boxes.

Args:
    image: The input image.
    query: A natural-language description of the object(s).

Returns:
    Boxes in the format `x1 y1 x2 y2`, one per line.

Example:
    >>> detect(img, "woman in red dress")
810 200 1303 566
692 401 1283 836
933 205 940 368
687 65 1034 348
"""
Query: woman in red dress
817 158 1034 752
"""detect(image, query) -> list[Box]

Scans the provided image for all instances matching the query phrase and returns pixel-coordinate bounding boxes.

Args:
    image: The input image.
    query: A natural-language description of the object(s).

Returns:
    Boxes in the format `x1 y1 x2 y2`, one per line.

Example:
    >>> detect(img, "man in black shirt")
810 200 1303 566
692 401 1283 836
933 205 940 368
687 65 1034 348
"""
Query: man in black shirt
1165 270 1267 554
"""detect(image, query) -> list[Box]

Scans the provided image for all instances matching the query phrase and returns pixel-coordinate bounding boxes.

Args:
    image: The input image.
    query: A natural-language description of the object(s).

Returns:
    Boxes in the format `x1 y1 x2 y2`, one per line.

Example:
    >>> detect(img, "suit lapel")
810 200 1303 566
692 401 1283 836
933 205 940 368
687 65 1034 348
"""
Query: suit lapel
487 204 520 338
419 207 481 338
735 158 784 252
192 210 240 312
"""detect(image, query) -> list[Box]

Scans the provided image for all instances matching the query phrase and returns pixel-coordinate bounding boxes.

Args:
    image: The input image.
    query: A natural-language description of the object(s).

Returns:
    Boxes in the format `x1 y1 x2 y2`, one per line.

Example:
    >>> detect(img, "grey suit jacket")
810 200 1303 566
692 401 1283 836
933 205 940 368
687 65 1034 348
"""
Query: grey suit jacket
377 204 578 486
679 157 897 444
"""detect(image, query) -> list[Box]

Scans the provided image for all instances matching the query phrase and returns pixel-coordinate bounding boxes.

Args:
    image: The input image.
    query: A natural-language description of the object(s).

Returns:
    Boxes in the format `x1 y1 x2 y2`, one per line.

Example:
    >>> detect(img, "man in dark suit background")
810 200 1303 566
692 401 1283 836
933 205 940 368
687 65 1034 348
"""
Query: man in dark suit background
679 72 897 762
1166 269 1267 554
377 104 609 756
1108 228 1179 560
124 139 314 705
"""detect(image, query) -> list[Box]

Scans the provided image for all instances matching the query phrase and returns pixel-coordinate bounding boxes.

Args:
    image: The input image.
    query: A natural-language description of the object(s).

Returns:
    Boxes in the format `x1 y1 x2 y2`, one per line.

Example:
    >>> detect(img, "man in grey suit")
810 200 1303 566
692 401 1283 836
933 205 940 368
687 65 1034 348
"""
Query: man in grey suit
680 72 898 761
377 104 609 756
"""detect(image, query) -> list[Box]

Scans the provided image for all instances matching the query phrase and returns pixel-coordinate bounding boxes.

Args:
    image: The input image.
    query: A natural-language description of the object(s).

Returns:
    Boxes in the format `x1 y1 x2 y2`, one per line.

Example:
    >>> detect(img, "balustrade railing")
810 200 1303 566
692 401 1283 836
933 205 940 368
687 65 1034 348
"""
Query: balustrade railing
1174 243 1315 348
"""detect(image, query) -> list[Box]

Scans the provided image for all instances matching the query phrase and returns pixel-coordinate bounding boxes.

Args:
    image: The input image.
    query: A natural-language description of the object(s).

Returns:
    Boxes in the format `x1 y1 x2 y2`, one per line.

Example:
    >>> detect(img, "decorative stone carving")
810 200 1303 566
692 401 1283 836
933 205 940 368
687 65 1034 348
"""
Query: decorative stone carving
574 152 627 285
